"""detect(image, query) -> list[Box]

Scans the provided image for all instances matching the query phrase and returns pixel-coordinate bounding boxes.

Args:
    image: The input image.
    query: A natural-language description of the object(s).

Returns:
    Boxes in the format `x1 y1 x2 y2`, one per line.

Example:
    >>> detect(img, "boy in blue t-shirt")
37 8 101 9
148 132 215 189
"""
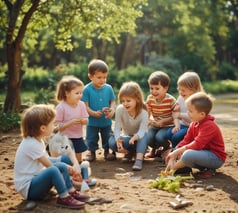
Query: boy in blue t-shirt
82 59 116 162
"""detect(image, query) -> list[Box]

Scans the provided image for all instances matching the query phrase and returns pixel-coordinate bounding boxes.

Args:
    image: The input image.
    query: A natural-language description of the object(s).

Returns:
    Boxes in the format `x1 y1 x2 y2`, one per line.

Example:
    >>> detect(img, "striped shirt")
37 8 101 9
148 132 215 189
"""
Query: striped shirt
146 93 176 125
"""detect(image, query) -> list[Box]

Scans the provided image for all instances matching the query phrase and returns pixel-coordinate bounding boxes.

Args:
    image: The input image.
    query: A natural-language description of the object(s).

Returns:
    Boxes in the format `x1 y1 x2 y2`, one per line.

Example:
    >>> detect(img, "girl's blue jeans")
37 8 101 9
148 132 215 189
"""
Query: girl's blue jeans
86 125 111 151
167 124 188 148
27 162 73 200
108 134 148 154
181 149 224 170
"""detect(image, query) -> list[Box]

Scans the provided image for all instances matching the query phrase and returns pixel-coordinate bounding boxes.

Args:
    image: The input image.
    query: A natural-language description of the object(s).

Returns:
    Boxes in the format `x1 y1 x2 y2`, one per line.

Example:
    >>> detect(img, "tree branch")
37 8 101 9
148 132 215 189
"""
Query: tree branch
16 0 41 46
3 0 12 11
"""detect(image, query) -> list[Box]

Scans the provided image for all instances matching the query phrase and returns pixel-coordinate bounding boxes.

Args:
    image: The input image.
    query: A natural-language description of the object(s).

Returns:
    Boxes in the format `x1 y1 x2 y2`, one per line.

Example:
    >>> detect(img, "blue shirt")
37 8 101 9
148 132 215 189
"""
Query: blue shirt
82 82 116 127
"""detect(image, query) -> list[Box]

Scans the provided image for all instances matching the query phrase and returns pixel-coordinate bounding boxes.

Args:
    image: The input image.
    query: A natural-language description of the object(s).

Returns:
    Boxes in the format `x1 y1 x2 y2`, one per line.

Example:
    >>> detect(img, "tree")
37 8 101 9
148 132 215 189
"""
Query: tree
0 0 146 112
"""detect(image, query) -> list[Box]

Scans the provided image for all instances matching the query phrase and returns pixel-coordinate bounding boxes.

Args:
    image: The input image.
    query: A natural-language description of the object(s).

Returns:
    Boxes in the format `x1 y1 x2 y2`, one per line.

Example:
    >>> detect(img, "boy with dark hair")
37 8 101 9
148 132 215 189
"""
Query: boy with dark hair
145 71 176 160
82 59 116 162
166 92 227 178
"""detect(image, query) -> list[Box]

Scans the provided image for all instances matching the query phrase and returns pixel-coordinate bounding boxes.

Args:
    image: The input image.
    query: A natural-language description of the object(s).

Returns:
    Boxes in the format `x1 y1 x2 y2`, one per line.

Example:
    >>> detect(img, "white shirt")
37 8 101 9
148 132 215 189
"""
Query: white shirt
14 137 46 199
114 105 148 140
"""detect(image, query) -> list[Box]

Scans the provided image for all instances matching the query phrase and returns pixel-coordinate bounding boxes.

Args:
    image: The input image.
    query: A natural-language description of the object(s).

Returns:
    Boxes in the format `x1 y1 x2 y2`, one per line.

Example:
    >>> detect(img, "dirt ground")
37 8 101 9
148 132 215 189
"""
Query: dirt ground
0 94 238 213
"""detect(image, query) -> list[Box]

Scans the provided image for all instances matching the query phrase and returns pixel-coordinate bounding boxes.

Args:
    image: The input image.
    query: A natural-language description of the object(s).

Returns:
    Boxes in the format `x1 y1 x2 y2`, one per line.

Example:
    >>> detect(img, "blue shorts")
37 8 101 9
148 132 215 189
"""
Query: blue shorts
70 137 88 153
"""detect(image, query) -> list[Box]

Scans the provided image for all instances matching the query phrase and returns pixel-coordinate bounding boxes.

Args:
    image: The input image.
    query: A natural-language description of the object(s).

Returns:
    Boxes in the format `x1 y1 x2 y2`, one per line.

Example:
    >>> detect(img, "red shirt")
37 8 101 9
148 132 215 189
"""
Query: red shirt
177 114 227 162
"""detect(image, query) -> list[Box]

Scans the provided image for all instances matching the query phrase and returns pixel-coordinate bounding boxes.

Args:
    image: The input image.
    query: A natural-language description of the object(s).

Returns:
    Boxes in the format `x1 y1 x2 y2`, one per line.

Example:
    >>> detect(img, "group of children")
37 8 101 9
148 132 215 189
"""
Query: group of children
14 59 227 209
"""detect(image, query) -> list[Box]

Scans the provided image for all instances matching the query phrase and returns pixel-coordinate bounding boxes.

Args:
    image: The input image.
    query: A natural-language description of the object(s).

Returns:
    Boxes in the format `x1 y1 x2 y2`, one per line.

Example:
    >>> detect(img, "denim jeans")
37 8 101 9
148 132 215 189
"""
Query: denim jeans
109 134 148 154
86 125 112 151
147 126 170 149
167 124 188 148
27 162 73 200
181 149 224 170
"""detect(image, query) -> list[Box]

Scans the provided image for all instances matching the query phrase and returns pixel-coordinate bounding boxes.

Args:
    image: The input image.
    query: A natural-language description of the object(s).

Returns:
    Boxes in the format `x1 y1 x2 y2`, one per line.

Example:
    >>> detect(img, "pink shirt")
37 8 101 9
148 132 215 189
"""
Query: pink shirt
55 101 88 138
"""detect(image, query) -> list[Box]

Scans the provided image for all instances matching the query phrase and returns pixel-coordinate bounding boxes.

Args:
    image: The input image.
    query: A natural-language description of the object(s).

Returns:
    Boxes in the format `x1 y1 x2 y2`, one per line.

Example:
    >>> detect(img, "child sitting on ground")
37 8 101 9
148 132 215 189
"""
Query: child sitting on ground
14 104 89 209
166 92 227 178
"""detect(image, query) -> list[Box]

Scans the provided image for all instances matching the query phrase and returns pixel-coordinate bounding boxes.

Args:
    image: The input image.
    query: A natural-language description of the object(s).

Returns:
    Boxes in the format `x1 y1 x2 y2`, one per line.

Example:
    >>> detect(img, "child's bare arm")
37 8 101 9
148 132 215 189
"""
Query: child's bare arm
84 102 102 118
38 154 53 167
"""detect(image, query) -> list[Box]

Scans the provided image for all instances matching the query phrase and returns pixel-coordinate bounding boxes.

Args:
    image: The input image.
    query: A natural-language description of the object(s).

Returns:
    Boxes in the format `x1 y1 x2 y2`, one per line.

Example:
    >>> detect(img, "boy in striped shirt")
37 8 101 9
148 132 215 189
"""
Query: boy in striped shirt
145 71 176 160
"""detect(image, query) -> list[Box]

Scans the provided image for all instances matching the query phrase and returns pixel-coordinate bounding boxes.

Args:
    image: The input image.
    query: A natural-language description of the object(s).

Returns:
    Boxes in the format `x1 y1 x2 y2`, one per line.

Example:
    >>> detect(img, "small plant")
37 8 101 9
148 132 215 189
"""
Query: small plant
0 108 21 132
34 87 55 104
149 170 194 193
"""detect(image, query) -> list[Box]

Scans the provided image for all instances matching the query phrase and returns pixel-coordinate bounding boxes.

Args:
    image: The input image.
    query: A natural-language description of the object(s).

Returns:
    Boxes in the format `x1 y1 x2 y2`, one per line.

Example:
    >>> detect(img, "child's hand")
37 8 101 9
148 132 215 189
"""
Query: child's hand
102 107 114 119
67 165 74 176
148 119 162 127
72 172 83 182
70 118 84 125
172 126 180 134
129 135 138 145
116 138 128 153
93 110 103 118
72 163 81 174
166 158 176 171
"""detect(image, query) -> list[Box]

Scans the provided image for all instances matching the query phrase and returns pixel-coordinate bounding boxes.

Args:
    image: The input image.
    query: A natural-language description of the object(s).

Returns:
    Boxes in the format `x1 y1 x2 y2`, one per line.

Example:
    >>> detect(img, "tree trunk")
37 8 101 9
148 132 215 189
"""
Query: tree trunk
3 0 40 112
4 42 23 112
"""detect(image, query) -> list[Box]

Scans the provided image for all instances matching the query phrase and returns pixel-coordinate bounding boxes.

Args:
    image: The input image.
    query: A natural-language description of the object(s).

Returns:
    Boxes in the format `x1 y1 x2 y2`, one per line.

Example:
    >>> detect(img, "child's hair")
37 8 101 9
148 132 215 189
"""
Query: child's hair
177 71 204 93
56 75 84 101
88 59 109 75
186 92 213 115
148 71 170 87
21 104 56 137
118 81 147 117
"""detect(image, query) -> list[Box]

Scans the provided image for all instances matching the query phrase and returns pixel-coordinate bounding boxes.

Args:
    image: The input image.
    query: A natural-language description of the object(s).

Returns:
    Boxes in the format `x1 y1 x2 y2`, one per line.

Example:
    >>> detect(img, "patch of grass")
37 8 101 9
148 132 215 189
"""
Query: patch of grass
0 91 36 106
204 80 238 94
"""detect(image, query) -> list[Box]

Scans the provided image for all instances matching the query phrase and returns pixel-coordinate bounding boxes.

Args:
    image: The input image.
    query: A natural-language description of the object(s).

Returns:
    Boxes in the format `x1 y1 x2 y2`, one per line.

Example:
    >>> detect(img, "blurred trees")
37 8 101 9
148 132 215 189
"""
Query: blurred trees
0 0 238 112
0 0 146 112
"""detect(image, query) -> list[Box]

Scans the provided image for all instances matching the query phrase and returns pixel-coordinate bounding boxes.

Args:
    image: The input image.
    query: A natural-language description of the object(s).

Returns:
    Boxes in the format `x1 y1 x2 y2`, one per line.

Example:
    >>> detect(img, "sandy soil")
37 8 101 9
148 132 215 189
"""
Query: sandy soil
0 94 238 213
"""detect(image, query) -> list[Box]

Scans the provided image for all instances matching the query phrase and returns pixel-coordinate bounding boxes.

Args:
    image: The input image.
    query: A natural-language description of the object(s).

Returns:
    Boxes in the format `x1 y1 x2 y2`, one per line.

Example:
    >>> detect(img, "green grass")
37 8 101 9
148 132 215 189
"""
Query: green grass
0 91 36 106
204 80 238 94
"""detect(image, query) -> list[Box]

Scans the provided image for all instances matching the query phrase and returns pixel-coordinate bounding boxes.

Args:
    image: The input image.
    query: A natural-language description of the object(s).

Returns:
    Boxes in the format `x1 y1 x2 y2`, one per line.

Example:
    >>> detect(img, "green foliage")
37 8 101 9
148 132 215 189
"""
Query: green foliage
34 88 55 104
146 56 184 94
149 171 194 193
22 67 56 90
0 107 21 132
204 80 238 94
117 64 154 93
217 62 238 80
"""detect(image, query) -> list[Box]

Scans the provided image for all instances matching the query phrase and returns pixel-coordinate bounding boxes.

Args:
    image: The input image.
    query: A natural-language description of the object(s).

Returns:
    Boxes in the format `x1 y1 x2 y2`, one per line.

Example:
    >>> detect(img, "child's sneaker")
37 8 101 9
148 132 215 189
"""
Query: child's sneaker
199 169 216 179
85 151 96 162
132 159 143 171
122 152 134 162
144 149 156 158
105 151 116 161
85 178 97 187
56 195 85 209
69 190 90 202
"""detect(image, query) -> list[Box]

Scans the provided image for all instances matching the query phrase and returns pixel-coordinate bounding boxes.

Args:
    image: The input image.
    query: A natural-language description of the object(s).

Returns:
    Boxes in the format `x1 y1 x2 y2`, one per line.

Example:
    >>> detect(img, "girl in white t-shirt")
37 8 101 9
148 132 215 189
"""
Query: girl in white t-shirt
167 71 204 148
14 105 89 209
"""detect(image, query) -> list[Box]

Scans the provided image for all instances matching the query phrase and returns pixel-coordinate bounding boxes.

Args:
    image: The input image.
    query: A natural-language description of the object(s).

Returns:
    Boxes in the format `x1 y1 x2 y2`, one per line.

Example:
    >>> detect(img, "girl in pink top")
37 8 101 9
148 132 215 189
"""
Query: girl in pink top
55 76 89 163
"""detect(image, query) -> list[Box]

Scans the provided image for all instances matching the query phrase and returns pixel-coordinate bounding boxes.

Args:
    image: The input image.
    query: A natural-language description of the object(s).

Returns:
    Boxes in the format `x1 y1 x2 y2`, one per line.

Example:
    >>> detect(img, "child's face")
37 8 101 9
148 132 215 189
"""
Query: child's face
178 85 194 100
149 83 168 101
65 85 83 104
120 96 137 114
187 102 205 122
89 71 107 89
42 119 55 137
